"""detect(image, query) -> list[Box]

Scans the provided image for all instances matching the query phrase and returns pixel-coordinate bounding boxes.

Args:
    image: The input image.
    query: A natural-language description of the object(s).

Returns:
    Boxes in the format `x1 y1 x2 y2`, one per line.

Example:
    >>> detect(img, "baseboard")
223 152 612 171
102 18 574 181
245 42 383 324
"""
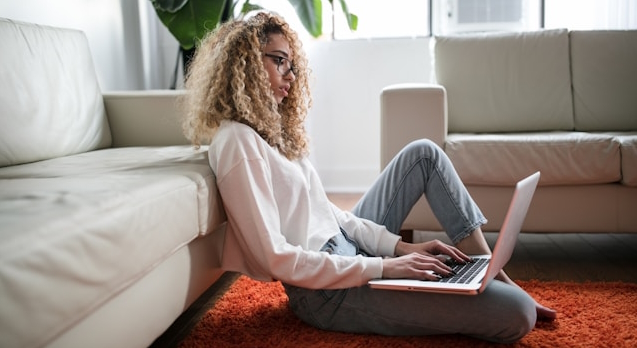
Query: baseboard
150 272 241 348
317 167 379 193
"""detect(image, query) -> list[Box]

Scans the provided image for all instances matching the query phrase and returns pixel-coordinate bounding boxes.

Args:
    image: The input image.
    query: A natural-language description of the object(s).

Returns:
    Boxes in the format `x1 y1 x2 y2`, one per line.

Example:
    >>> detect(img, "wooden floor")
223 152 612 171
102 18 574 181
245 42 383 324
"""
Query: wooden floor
328 193 637 283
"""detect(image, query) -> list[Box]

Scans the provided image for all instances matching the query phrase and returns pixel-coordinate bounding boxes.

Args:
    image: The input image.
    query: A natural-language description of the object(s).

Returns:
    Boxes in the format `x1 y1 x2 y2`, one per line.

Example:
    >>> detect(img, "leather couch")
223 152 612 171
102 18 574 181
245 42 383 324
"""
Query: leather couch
0 18 227 348
381 29 637 236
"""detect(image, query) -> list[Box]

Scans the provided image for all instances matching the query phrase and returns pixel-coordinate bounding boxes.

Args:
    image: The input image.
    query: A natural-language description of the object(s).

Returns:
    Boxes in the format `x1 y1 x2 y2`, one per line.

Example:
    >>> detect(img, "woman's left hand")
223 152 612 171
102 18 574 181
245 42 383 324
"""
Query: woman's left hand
394 240 472 264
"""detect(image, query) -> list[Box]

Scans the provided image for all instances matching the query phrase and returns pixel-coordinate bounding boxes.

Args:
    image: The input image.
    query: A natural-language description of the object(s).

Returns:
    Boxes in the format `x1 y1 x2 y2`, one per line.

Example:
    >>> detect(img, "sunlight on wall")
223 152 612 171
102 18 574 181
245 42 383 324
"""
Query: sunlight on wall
334 0 430 39
246 0 317 43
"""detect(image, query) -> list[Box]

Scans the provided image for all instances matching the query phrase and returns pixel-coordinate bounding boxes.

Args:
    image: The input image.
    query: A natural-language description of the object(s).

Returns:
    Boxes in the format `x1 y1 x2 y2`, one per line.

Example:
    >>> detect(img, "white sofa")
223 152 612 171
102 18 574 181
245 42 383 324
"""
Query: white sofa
0 19 227 348
381 29 637 236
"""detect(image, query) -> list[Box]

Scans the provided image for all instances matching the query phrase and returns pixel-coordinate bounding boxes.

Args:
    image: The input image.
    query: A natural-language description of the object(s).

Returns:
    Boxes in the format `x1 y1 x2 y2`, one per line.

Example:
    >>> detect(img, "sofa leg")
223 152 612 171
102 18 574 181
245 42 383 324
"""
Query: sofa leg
399 229 414 243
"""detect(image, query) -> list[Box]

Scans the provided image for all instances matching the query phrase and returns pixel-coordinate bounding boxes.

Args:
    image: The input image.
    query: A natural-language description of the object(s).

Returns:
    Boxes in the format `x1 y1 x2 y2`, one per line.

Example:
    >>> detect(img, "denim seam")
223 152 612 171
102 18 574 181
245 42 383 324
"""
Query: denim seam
429 160 485 244
377 156 422 229
382 153 482 244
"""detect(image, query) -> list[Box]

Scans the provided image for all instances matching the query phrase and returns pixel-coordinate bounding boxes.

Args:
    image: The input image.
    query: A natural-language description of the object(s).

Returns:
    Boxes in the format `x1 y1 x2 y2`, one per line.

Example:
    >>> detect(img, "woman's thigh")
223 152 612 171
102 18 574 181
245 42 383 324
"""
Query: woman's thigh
285 280 535 344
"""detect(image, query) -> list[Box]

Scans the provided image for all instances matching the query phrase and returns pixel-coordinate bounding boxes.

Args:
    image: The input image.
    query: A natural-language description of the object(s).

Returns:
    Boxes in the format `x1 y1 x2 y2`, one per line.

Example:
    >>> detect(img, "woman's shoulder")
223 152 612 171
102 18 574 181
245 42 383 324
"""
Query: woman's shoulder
209 121 270 162
213 121 262 147
216 120 256 138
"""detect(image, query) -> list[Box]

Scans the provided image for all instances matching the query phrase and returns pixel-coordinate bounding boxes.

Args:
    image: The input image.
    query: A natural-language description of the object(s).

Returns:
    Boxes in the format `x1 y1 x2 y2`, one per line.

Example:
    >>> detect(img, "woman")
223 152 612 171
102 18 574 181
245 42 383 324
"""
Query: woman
182 12 555 343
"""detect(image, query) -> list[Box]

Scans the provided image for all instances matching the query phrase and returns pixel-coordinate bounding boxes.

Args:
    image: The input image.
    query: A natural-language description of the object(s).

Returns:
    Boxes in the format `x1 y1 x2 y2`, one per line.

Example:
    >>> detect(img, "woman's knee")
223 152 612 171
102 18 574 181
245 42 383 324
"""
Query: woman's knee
490 285 537 343
404 138 439 153
396 139 443 163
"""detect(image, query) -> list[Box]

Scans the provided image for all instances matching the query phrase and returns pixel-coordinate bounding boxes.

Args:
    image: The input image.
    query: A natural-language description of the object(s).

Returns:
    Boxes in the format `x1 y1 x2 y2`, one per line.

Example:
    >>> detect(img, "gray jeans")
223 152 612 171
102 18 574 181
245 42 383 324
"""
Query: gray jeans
283 139 536 343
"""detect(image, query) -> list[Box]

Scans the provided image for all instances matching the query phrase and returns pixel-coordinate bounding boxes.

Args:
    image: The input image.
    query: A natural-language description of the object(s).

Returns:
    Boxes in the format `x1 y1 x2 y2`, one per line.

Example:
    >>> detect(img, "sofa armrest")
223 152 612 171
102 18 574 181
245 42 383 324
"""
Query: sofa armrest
380 83 447 169
103 90 190 147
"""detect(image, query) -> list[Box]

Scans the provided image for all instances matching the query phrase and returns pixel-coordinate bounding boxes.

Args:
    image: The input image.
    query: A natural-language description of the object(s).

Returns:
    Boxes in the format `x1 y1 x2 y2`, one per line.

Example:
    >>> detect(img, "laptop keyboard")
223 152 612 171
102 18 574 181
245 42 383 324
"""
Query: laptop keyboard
438 257 489 284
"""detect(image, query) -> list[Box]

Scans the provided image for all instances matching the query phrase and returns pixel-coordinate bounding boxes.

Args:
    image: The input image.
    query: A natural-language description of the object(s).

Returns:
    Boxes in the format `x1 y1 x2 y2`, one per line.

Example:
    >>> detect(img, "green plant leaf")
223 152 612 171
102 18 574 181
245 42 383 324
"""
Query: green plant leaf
150 0 188 13
152 0 356 49
288 0 322 38
337 0 357 31
240 1 265 17
152 0 227 50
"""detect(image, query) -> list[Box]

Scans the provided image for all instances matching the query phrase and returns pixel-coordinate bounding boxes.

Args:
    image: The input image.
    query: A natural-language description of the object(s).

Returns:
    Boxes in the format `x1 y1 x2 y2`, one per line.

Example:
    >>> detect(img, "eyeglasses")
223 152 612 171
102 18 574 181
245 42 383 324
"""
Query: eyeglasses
264 53 297 77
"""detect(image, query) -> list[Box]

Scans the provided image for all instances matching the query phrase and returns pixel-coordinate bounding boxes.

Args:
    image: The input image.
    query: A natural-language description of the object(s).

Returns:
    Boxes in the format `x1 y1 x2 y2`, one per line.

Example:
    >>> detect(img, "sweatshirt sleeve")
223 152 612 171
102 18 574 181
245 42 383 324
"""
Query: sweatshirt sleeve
212 138 384 289
330 202 401 257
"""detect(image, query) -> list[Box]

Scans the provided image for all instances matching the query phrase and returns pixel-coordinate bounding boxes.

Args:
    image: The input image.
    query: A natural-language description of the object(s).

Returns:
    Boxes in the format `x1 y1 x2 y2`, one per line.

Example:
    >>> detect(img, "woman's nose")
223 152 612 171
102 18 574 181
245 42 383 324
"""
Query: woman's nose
285 70 296 82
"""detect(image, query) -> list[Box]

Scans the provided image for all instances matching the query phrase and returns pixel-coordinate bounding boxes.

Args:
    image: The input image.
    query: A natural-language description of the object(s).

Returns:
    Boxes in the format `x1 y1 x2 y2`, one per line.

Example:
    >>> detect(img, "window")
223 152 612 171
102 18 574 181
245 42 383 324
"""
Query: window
333 0 430 39
256 0 636 41
544 0 637 30
432 0 542 34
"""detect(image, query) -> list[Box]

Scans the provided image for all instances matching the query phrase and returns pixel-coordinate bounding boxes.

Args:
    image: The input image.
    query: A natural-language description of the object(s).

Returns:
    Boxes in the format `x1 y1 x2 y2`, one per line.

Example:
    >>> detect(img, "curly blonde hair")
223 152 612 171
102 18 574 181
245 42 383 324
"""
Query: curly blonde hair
181 12 311 160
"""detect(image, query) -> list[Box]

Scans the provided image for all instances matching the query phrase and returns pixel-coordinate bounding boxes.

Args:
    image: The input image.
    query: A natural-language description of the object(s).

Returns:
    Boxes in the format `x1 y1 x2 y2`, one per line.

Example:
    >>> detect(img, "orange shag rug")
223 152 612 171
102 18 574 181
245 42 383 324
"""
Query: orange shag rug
180 275 637 348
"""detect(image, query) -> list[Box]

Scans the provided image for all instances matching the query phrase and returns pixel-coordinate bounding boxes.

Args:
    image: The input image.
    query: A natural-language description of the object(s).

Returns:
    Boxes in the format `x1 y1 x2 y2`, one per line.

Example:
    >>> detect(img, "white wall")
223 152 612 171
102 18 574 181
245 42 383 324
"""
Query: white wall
1 1 432 192
0 0 147 91
0 0 179 91
305 38 432 192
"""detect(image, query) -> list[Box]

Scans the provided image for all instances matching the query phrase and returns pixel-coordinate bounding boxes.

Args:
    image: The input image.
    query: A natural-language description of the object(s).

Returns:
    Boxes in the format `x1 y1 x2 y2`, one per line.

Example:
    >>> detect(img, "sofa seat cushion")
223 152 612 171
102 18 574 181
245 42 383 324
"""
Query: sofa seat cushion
0 146 217 348
616 133 637 187
445 132 620 186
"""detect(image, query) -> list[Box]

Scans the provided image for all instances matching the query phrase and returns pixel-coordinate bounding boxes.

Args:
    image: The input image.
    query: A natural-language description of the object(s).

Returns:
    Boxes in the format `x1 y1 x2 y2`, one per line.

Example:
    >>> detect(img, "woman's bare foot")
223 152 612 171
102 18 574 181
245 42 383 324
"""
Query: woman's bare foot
497 270 557 321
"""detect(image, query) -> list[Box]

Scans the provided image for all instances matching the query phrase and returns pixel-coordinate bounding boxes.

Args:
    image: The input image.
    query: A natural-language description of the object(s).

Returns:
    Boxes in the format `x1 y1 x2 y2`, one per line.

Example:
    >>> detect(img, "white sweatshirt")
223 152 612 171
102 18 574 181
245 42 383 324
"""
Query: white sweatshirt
208 121 401 289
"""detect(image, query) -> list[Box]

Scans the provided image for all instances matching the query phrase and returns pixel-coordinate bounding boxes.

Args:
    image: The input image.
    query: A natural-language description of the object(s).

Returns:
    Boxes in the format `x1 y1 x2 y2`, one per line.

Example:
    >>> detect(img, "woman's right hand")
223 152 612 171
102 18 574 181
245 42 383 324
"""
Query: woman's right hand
381 253 455 281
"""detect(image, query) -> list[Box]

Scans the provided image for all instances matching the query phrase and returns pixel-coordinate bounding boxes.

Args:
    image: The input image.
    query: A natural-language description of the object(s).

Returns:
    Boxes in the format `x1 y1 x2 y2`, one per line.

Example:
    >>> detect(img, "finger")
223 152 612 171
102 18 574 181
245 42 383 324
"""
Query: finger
412 255 454 276
434 254 449 263
415 253 450 269
427 240 470 261
431 264 455 277
414 268 447 281
441 245 472 263
433 247 471 264
418 270 441 281
451 250 472 263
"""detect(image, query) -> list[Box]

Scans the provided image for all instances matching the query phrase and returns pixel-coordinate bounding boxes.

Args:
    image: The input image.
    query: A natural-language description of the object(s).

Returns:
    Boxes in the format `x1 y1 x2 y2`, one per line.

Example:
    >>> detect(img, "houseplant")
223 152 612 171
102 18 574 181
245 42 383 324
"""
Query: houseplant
151 0 357 84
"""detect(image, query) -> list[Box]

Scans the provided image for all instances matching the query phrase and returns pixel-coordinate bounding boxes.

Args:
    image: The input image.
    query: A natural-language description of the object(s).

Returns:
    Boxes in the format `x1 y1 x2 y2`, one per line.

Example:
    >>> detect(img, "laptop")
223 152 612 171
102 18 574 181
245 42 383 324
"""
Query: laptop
368 171 540 295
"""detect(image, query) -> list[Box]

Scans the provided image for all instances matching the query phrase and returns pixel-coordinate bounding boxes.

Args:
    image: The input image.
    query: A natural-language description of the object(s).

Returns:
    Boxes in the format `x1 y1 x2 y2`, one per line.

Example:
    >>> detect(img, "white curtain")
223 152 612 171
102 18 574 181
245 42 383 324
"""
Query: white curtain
545 0 637 30
605 0 637 29
137 0 182 89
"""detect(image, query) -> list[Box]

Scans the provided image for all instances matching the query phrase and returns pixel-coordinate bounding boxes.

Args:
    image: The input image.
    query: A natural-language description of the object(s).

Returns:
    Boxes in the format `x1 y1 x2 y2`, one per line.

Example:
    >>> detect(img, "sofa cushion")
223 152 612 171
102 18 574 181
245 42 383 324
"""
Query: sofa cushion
0 146 216 348
0 18 111 167
616 133 637 187
445 132 620 186
570 30 637 131
434 29 574 133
